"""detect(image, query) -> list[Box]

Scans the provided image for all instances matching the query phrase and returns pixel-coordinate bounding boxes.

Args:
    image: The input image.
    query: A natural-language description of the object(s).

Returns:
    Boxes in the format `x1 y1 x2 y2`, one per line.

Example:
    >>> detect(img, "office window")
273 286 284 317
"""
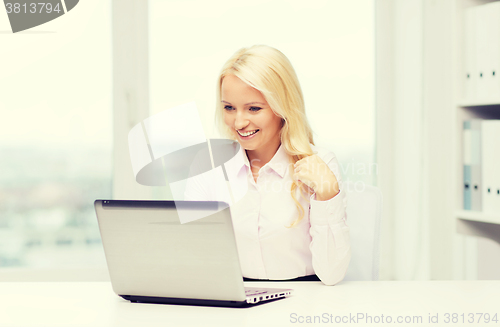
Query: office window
149 0 375 194
0 1 112 269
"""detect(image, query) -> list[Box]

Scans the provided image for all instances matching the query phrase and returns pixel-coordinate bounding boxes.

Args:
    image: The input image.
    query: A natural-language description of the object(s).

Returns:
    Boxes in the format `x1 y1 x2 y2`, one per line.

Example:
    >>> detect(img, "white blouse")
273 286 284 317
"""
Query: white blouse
184 142 351 286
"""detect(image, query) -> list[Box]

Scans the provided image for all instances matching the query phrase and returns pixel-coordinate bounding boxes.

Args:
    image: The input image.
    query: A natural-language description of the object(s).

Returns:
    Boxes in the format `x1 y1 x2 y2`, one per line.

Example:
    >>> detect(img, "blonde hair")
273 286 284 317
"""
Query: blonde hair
215 45 315 227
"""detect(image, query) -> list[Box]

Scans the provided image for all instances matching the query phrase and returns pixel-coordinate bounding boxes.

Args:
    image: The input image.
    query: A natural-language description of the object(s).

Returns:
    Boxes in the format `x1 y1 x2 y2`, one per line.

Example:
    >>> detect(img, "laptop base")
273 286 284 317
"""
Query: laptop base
120 294 283 308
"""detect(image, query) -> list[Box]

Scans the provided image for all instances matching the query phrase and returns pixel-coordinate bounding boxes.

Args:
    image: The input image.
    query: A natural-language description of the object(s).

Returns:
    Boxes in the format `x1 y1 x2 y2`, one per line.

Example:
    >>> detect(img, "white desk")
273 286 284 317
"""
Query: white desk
0 281 498 327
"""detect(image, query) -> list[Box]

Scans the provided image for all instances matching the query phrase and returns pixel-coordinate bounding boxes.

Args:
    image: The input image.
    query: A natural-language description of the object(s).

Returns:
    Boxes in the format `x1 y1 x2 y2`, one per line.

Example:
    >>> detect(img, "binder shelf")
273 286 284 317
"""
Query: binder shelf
456 210 500 225
458 100 500 107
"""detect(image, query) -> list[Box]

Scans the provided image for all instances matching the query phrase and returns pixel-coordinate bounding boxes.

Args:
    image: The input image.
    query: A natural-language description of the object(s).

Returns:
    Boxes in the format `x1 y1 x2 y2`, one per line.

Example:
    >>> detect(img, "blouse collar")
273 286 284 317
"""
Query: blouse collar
226 142 290 179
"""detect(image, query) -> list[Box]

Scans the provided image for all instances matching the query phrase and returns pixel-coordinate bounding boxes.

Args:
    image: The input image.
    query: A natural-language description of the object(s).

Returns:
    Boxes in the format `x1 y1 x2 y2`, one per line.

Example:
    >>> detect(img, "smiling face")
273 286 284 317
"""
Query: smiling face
221 74 283 161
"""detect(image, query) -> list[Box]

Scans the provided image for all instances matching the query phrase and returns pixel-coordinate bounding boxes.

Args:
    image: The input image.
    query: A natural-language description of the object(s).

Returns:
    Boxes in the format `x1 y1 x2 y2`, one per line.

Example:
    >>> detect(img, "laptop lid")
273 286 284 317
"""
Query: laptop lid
94 200 246 302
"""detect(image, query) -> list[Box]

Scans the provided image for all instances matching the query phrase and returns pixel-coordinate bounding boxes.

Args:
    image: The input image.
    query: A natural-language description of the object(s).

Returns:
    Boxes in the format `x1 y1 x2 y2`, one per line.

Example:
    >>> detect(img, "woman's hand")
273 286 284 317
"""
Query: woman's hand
293 155 340 201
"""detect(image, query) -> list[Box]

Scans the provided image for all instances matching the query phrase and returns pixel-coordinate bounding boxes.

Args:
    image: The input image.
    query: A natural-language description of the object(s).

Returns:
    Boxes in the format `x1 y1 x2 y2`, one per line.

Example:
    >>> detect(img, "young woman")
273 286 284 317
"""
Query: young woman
186 45 350 286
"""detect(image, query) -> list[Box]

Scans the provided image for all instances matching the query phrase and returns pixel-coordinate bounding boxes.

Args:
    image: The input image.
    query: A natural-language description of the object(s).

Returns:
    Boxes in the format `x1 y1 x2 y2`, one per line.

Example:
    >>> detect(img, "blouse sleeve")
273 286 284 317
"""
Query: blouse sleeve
308 152 351 285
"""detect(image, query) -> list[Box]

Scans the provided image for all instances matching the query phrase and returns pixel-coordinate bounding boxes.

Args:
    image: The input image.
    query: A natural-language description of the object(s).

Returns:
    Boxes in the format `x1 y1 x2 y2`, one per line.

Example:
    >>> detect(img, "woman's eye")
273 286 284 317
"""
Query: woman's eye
224 105 234 111
249 106 262 112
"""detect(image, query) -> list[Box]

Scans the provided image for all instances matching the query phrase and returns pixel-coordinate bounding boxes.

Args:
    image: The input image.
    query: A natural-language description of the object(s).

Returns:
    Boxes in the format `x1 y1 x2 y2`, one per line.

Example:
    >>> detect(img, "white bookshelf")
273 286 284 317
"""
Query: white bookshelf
454 0 500 230
452 0 500 280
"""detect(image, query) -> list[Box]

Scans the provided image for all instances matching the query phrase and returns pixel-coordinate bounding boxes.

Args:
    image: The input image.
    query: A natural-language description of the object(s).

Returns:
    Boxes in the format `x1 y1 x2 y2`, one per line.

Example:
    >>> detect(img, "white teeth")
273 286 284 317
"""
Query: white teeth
238 130 258 137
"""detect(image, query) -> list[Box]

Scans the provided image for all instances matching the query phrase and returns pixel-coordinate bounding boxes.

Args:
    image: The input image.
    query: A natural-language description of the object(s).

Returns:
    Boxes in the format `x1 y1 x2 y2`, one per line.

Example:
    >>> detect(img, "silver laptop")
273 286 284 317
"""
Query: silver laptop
94 200 293 307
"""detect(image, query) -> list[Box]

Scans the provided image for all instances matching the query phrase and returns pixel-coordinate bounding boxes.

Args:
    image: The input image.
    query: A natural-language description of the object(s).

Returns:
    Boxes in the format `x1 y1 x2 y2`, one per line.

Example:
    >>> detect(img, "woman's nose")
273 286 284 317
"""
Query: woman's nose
234 111 249 130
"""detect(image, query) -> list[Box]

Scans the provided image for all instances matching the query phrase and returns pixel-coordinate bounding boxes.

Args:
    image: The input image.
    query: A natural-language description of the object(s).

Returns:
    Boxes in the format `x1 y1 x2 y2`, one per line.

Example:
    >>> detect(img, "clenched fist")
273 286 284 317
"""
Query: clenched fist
293 155 340 201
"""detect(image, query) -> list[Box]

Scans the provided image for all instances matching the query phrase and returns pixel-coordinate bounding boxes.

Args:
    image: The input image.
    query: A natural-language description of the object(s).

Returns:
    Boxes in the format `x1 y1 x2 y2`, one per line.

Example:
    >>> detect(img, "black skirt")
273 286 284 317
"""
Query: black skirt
243 274 321 282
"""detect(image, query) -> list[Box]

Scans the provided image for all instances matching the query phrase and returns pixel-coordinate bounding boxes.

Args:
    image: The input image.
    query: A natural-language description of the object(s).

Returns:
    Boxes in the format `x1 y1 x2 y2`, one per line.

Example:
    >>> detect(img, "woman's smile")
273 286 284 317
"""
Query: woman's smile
237 129 259 139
